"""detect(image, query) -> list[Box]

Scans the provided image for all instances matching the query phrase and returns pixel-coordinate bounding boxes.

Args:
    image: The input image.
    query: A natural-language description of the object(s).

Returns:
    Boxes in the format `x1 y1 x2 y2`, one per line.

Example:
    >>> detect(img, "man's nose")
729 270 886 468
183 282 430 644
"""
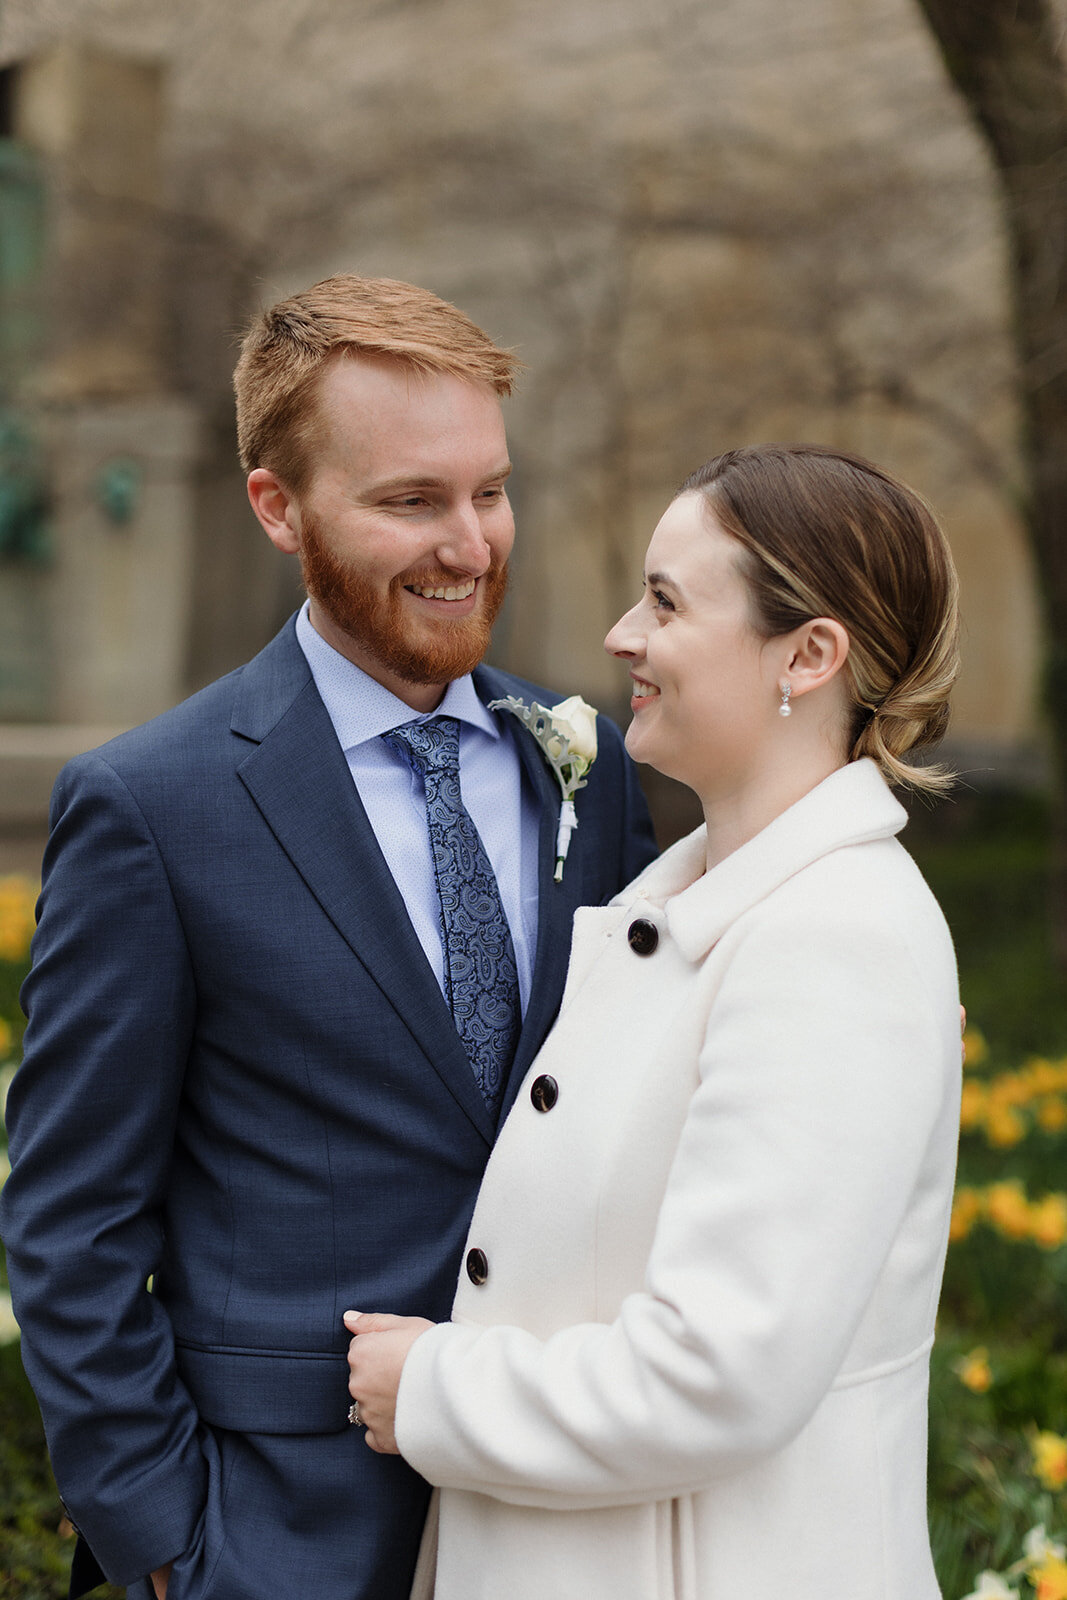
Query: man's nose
436 503 492 573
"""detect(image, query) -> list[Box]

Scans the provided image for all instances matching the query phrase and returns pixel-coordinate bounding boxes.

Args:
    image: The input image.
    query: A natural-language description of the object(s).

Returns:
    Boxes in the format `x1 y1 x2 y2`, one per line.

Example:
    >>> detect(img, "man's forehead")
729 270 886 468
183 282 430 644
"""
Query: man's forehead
310 355 509 481
318 349 500 409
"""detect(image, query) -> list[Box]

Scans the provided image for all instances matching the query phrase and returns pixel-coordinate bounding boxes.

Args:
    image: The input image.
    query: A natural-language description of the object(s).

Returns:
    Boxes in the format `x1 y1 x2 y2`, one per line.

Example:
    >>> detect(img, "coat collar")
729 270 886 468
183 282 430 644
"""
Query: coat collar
614 761 907 964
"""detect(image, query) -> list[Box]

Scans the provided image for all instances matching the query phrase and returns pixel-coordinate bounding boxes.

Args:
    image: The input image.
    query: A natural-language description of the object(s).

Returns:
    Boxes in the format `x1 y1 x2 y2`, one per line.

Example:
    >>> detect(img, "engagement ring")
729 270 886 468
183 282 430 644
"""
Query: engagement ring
348 1402 364 1427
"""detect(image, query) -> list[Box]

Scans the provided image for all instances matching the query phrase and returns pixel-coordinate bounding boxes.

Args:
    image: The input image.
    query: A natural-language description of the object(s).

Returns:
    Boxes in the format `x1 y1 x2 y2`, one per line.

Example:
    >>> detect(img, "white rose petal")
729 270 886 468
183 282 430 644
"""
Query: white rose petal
548 695 598 765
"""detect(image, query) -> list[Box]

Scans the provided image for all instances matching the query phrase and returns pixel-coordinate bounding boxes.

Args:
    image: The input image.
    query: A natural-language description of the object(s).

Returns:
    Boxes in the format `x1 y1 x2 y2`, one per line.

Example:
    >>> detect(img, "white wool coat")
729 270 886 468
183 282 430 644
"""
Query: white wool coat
396 761 961 1600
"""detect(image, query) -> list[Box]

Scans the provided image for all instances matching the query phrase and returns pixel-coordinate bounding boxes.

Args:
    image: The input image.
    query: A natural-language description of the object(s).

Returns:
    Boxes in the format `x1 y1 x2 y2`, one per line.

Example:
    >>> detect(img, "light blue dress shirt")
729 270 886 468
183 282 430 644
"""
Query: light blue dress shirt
295 603 539 1014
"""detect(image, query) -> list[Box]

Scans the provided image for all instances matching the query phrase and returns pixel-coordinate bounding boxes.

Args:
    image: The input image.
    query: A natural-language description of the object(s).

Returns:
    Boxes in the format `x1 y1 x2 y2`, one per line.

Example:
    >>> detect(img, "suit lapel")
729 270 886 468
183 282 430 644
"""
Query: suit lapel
233 626 497 1144
474 667 584 1120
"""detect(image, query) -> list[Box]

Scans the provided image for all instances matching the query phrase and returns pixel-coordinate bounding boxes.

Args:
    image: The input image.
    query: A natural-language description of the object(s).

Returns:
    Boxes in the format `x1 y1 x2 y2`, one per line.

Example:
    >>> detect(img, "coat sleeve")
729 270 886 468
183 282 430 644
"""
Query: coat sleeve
0 753 206 1585
395 903 958 1509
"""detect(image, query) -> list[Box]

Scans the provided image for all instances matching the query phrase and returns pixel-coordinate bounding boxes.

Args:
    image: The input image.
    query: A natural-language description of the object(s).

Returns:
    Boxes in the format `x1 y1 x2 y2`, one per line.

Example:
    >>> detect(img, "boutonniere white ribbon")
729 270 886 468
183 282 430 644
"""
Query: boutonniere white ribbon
488 693 598 881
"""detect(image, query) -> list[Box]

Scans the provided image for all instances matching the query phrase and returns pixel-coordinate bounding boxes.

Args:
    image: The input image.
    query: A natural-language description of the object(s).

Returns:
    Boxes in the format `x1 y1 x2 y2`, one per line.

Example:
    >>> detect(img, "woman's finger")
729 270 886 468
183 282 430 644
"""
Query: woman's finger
343 1310 412 1334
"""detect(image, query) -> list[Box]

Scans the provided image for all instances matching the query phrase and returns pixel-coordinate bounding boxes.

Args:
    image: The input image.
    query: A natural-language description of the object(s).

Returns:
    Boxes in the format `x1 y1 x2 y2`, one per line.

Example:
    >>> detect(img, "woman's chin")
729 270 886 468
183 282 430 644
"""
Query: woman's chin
624 722 668 777
622 720 649 763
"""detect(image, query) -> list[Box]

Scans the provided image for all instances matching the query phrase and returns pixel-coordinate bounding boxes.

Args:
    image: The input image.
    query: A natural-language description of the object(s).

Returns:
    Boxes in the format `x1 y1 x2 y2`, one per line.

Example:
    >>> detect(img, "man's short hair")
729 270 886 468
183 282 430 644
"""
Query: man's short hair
234 274 519 494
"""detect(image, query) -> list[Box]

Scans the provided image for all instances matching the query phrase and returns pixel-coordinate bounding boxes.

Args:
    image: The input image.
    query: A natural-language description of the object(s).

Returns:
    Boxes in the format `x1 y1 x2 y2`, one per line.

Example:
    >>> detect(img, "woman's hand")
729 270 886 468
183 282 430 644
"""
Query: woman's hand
344 1311 434 1454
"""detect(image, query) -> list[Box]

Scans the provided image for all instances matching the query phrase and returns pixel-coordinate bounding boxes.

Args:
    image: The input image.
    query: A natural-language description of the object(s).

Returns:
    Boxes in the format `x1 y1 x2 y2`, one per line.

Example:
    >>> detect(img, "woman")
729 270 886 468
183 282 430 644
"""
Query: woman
346 444 962 1600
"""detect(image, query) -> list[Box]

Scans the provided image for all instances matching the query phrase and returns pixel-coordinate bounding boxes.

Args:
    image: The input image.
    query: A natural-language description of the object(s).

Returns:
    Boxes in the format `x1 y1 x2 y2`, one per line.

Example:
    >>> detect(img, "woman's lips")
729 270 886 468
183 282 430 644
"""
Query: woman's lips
630 675 659 706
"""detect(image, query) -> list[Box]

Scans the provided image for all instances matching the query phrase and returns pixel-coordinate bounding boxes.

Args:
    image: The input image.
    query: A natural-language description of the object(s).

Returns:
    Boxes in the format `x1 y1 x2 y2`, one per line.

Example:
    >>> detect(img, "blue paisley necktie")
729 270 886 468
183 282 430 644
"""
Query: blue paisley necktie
382 716 520 1116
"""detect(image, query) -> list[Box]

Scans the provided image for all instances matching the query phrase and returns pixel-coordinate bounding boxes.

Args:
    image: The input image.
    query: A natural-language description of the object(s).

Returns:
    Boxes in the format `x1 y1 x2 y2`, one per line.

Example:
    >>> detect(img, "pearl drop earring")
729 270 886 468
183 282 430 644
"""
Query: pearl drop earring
778 683 792 718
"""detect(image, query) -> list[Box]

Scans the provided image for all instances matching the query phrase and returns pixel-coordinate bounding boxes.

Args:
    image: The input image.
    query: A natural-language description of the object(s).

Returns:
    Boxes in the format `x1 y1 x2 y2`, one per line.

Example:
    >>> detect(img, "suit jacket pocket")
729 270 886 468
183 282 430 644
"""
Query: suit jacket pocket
175 1342 352 1434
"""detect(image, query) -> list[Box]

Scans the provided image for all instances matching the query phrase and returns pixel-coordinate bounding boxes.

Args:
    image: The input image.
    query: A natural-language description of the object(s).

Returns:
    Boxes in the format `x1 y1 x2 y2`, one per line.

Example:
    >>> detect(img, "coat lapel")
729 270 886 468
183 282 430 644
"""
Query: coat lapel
232 624 497 1144
474 667 585 1120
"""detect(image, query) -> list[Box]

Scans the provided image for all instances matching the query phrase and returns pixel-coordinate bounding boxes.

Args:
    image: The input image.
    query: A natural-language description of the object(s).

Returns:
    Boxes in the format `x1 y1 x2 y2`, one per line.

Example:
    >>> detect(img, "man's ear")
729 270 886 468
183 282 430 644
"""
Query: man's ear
247 469 301 555
785 618 850 698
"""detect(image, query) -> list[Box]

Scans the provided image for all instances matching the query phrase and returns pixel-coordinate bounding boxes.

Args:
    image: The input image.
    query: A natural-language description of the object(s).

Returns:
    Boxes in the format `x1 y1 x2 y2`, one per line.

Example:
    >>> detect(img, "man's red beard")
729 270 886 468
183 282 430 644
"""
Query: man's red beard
298 514 509 687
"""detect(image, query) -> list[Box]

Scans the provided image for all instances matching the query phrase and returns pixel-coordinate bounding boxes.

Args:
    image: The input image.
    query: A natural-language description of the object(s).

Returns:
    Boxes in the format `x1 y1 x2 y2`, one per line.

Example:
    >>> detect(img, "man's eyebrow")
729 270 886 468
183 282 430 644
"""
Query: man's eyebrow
367 462 513 495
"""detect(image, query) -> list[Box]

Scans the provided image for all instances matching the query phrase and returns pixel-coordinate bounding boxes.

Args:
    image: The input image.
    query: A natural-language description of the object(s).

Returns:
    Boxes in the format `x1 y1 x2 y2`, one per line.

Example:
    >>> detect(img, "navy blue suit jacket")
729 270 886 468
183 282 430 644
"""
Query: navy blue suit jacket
1 618 656 1594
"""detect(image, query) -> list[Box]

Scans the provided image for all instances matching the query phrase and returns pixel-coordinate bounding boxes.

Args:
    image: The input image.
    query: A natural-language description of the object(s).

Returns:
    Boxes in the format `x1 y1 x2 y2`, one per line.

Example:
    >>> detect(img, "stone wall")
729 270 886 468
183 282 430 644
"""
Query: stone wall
0 0 1053 771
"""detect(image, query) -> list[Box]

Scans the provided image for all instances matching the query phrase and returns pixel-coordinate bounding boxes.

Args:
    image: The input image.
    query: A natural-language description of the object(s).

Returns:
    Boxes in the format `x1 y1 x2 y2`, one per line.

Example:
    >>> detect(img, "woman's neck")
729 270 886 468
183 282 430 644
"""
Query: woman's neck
699 746 847 871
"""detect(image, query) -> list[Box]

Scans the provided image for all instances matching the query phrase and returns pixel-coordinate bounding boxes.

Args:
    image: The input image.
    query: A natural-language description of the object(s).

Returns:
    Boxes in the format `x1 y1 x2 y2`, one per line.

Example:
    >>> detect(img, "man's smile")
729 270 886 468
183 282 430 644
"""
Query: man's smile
405 579 478 601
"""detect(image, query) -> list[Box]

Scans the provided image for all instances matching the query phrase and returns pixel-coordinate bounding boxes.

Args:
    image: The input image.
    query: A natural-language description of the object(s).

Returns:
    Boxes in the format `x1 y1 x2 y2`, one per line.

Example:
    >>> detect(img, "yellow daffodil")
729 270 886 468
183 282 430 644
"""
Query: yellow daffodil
950 1187 984 1242
1037 1097 1067 1133
1031 1431 1067 1492
1030 1194 1067 1251
990 1073 1032 1108
1025 1058 1064 1096
0 875 37 964
960 1079 988 1132
1033 1555 1067 1600
987 1110 1028 1147
963 1027 989 1068
984 1102 1028 1148
986 1179 1035 1240
953 1346 993 1393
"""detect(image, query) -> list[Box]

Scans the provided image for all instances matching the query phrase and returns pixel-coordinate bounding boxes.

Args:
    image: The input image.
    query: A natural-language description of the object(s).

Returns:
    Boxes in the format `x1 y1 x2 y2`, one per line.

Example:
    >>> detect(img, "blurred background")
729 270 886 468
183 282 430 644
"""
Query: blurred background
0 2 1066 1596
0 0 1053 858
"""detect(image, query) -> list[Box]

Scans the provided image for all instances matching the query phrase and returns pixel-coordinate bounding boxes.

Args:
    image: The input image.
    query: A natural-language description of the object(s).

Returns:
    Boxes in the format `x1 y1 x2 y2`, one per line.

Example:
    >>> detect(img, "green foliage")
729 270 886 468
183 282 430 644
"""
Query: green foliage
910 789 1067 1595
0 1341 81 1598
909 788 1067 1061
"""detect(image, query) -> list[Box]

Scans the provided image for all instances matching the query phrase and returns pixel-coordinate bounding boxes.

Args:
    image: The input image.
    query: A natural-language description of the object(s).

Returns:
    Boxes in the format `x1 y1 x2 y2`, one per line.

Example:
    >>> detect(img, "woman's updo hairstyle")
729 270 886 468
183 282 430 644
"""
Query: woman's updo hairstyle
679 444 961 795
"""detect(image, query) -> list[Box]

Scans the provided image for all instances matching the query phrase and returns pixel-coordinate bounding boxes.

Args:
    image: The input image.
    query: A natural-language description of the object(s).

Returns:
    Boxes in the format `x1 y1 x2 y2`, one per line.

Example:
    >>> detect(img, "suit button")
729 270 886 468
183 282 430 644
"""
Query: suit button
466 1247 489 1285
627 918 659 955
530 1074 559 1112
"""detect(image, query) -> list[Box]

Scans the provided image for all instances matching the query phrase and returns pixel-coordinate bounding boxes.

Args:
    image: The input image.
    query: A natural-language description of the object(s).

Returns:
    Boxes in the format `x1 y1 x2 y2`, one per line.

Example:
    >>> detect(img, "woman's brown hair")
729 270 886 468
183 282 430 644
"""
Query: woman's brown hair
679 444 961 795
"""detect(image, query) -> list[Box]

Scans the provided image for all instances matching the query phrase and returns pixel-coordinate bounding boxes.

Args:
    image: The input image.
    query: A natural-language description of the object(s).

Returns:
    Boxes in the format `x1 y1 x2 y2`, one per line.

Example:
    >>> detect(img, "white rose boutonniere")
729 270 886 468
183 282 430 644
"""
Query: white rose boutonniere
488 692 599 881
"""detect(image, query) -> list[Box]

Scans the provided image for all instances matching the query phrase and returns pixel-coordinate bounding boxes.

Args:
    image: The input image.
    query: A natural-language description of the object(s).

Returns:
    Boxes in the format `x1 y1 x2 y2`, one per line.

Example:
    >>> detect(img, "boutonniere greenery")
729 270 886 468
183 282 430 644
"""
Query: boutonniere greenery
488 693 598 881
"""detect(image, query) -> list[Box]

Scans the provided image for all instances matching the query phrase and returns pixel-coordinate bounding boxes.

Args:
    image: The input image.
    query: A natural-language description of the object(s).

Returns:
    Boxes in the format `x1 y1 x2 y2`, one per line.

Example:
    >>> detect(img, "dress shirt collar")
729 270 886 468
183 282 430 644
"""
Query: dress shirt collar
296 601 500 750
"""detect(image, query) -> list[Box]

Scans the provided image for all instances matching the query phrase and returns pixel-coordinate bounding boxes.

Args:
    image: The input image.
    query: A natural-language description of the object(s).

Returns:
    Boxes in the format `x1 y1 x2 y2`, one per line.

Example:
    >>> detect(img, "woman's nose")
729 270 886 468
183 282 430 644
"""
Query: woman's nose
604 601 645 658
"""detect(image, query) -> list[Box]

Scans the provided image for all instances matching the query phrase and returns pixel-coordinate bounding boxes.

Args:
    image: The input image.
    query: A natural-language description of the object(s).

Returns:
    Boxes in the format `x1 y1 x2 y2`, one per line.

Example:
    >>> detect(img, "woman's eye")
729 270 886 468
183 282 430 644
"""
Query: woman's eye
652 589 674 612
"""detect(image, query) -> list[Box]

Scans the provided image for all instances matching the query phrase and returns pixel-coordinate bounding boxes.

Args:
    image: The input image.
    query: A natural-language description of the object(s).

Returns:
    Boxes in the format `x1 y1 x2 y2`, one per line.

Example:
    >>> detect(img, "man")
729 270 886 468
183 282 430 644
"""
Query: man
1 275 657 1600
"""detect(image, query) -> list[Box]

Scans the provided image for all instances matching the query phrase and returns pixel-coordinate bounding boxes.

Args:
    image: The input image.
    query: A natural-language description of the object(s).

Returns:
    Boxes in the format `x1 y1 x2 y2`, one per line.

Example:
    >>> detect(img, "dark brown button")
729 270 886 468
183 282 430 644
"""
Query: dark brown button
627 918 659 956
530 1074 559 1112
466 1247 489 1285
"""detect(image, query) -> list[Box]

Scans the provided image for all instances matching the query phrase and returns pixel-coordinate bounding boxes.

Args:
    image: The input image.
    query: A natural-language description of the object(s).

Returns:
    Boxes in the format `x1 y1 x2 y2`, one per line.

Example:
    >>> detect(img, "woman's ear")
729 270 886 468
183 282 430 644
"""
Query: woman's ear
785 618 850 698
247 468 302 555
